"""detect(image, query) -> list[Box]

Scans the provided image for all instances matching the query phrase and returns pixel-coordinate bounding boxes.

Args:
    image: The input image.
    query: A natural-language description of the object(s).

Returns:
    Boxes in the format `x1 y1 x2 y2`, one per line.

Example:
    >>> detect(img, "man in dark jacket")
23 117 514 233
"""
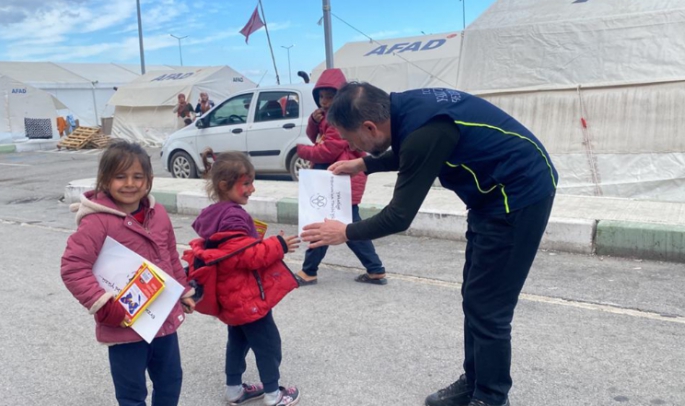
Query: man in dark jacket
301 82 558 406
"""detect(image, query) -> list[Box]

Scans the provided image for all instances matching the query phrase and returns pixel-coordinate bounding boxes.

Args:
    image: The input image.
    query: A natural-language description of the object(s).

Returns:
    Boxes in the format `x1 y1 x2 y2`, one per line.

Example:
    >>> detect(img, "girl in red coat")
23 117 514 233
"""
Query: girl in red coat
186 149 301 406
295 68 387 286
61 141 196 406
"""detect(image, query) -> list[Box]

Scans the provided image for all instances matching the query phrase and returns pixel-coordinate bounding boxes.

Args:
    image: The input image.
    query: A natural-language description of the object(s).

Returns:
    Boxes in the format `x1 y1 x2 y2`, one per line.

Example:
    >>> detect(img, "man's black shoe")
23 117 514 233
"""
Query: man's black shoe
468 398 511 406
425 374 474 406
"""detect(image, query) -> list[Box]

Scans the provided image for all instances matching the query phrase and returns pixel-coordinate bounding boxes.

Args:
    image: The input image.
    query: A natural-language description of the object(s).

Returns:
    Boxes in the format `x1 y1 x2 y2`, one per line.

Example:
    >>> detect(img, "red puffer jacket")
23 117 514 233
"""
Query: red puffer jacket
297 68 367 205
183 231 298 326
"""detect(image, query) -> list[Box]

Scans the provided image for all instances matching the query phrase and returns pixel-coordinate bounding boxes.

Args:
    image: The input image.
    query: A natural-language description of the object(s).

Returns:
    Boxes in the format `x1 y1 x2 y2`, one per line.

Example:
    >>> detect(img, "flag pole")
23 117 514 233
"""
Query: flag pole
258 0 280 85
322 0 334 69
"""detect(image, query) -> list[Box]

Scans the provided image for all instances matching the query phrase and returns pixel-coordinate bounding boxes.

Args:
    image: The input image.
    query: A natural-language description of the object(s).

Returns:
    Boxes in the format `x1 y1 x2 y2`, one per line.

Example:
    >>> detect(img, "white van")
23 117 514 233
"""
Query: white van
161 84 315 180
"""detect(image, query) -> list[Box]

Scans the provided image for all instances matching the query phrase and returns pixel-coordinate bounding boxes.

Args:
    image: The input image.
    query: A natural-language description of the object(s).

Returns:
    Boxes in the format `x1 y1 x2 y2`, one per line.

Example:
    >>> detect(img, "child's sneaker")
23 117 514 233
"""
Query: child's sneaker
227 383 265 405
267 386 300 406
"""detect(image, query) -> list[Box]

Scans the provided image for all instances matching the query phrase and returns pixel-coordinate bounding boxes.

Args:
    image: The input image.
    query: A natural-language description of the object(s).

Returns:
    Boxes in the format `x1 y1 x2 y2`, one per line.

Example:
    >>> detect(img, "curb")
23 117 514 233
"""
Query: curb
596 220 685 262
14 140 59 152
63 180 682 262
0 144 17 154
272 199 596 254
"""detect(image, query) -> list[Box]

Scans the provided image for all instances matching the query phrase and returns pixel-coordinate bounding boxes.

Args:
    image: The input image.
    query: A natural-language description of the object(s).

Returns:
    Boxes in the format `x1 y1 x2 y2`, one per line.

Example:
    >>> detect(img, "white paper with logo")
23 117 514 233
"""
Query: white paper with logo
298 169 353 236
92 237 185 343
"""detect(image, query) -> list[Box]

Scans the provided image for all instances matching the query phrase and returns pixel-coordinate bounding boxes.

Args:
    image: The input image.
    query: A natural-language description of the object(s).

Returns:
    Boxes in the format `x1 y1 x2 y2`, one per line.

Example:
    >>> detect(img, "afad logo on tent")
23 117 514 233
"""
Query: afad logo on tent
151 69 201 82
364 33 458 57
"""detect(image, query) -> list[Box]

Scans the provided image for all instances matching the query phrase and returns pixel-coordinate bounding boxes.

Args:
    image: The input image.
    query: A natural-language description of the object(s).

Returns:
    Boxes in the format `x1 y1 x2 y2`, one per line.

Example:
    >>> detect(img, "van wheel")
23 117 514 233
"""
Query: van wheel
170 151 198 179
288 153 309 181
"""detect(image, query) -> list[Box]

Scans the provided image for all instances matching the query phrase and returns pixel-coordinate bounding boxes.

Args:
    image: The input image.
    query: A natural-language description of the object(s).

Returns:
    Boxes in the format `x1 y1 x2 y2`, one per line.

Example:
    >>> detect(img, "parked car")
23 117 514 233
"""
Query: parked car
161 84 315 181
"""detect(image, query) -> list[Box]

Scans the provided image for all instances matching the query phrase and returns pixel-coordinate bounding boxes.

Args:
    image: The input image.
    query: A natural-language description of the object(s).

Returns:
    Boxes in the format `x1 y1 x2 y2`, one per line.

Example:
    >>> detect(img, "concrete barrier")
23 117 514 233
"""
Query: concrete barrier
14 140 58 152
542 217 597 254
63 178 685 262
176 191 210 216
0 144 17 154
596 220 685 262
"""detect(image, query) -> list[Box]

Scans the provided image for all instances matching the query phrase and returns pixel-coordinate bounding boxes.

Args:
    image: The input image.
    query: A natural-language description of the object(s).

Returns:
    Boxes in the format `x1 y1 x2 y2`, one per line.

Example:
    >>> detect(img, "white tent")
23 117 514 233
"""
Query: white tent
456 0 685 202
115 64 177 75
312 32 462 93
0 74 66 143
312 0 685 202
108 66 256 146
0 62 149 127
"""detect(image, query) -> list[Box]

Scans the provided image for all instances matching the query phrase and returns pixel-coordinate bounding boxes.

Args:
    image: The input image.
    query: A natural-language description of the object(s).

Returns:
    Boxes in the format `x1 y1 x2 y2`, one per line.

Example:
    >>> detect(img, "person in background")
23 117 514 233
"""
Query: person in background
195 92 215 115
173 93 195 126
295 68 387 286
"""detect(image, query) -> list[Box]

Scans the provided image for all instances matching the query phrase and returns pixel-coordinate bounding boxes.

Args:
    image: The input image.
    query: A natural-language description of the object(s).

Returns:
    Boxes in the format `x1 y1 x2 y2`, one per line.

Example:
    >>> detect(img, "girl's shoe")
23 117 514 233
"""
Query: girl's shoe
228 383 265 405
268 386 300 406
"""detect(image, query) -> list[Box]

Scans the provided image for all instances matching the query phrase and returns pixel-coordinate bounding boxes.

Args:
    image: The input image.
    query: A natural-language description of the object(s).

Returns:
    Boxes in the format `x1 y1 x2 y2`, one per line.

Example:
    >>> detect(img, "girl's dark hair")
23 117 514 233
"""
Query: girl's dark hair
201 148 255 201
95 140 153 195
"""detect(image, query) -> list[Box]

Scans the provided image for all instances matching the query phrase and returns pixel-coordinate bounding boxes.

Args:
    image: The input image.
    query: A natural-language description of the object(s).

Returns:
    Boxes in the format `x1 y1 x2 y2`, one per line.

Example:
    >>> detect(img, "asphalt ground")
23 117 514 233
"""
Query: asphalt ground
1 149 684 406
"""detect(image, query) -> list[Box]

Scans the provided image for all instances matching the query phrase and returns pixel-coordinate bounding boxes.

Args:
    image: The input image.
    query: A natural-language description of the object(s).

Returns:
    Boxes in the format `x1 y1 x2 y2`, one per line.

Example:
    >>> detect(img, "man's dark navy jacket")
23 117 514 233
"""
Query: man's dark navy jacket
390 88 558 215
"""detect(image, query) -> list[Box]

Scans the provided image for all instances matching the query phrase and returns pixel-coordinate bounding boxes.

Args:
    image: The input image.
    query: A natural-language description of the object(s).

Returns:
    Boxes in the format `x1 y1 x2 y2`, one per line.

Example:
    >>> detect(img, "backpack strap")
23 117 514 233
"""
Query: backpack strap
205 239 261 266
204 234 241 249
188 235 258 271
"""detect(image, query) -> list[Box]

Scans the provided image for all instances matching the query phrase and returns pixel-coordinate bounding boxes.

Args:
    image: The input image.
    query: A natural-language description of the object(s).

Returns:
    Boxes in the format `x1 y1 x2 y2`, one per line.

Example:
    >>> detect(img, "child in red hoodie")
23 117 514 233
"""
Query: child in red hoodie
185 149 301 406
295 68 387 286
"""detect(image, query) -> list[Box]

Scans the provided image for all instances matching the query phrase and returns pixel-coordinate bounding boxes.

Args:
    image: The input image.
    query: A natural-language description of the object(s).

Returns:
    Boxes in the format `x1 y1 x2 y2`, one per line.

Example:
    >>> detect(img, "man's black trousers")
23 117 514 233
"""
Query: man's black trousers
461 192 555 405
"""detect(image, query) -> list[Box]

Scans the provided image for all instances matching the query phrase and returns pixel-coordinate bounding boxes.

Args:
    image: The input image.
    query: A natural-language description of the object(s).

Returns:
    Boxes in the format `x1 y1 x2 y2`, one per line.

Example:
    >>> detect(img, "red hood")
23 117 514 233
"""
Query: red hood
313 68 347 108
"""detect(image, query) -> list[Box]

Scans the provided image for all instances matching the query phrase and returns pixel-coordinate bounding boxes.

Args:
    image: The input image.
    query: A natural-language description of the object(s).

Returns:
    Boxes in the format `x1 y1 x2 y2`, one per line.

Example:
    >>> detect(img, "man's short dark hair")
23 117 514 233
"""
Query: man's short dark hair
327 82 391 131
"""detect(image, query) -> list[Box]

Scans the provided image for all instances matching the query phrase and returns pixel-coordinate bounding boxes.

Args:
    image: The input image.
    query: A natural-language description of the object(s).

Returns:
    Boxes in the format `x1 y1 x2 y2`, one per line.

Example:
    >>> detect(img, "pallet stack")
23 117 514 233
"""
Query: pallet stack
57 127 111 150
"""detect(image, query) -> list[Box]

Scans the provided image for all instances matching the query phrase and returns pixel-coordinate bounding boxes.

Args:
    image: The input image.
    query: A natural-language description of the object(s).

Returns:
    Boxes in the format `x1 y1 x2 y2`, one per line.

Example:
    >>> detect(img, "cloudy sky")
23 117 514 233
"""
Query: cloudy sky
0 0 495 85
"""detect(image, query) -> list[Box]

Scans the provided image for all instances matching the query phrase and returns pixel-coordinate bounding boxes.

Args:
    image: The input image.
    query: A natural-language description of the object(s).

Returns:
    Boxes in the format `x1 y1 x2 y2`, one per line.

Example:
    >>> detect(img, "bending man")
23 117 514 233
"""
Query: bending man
301 82 558 406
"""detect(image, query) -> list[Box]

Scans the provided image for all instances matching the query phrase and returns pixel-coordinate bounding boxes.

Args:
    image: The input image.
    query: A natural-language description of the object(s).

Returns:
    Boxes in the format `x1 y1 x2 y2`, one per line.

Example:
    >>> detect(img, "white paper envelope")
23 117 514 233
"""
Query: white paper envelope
298 169 353 236
92 237 184 343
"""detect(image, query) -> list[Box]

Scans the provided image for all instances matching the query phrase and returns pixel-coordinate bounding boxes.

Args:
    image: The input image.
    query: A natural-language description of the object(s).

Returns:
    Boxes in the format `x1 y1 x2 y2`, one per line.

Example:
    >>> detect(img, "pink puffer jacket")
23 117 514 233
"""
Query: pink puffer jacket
61 191 193 345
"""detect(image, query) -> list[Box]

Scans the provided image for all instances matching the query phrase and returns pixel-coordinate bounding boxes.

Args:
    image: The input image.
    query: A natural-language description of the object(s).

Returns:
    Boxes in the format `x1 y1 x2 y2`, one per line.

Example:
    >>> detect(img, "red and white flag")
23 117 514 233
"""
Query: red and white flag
239 5 265 44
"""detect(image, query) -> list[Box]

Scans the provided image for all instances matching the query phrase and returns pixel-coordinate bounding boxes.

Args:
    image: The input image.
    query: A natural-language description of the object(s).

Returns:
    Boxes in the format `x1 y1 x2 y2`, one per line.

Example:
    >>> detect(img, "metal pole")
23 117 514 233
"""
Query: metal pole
461 0 466 30
281 45 294 84
136 0 146 74
170 34 188 66
258 0 281 85
91 81 100 125
322 0 334 68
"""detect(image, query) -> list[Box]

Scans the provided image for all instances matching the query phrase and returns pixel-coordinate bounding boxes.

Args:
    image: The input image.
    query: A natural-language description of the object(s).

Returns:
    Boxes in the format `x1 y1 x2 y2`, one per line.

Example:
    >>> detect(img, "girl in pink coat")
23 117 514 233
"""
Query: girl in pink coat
61 141 196 406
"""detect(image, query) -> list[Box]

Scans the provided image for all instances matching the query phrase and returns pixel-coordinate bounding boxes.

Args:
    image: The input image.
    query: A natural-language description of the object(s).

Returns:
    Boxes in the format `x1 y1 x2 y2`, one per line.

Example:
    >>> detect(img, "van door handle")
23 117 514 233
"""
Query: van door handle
282 123 295 129
232 128 243 134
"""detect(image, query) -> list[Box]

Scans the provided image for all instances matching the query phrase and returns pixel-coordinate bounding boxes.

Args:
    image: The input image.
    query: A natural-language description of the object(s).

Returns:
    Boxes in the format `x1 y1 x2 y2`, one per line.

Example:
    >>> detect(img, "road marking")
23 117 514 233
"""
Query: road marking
40 149 103 155
285 260 685 326
4 224 684 326
0 163 31 167
0 218 73 232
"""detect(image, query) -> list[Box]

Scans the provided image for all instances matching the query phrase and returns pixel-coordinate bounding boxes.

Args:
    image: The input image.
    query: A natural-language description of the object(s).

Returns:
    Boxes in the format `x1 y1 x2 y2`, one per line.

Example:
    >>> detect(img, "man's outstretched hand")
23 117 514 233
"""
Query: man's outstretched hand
301 218 348 249
328 158 366 176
